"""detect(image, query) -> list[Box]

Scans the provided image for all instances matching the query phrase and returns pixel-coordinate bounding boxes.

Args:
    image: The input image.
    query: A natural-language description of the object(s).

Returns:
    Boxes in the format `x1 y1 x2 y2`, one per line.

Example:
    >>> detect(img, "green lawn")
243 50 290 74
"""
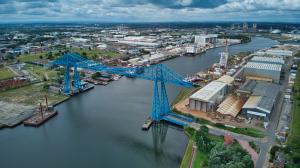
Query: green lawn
193 150 207 168
0 83 67 105
287 63 300 167
71 48 120 59
180 139 194 168
295 51 300 57
223 126 265 138
25 64 58 80
0 68 16 80
18 53 43 62
196 117 265 138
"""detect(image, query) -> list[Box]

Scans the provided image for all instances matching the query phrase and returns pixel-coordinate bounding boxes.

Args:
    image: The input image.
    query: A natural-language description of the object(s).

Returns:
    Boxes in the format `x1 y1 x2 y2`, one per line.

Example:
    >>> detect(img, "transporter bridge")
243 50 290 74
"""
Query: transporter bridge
52 53 193 126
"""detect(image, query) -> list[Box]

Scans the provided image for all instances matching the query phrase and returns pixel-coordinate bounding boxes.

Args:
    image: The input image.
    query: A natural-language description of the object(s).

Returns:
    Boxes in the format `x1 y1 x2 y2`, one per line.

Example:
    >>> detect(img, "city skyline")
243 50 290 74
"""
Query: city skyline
0 0 300 23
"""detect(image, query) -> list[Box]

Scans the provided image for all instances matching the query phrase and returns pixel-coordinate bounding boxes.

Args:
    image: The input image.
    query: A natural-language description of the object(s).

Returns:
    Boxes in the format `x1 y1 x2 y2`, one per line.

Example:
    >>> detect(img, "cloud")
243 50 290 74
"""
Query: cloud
0 0 299 22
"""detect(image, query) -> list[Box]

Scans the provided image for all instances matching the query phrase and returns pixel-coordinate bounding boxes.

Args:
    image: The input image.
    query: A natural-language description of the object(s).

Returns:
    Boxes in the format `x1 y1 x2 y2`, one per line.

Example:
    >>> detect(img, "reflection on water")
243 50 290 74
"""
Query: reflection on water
152 122 168 152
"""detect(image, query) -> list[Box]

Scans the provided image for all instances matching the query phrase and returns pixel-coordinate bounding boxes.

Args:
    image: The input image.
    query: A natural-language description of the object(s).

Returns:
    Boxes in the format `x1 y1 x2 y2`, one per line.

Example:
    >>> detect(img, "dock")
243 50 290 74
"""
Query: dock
142 117 153 130
23 96 58 127
23 109 57 127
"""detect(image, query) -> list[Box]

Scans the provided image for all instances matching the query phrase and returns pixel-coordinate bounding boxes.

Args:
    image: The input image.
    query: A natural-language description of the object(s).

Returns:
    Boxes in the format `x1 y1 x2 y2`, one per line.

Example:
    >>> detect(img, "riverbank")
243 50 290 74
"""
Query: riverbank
0 83 68 128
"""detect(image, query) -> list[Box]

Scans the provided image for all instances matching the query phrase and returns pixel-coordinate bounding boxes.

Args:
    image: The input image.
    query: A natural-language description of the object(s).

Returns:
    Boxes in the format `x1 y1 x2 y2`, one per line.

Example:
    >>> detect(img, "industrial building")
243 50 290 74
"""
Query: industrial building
189 75 233 112
238 80 280 121
256 44 300 57
194 34 218 46
243 62 282 83
250 56 284 65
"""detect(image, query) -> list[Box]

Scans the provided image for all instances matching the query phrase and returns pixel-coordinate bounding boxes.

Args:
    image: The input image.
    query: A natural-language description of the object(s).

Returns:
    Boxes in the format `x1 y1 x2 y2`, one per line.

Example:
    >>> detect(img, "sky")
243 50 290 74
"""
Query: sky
0 0 300 23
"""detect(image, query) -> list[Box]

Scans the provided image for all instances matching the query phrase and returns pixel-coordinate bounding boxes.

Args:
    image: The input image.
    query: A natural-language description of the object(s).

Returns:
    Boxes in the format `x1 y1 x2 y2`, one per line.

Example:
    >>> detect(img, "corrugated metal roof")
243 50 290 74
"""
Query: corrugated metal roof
251 56 284 64
217 75 234 84
190 81 226 102
252 82 280 99
238 80 257 93
257 96 274 113
243 96 261 109
217 95 244 117
245 62 282 71
242 81 280 114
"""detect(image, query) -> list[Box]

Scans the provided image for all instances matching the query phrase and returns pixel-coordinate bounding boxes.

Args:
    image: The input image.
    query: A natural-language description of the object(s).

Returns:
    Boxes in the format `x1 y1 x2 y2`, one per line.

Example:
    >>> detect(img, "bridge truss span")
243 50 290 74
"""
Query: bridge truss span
52 53 193 126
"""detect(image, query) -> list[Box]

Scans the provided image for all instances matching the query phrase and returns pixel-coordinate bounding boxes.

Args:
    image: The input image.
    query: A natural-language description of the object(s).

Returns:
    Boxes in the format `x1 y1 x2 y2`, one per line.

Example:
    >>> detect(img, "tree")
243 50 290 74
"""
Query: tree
92 72 101 79
208 143 254 168
195 126 213 152
80 71 85 77
46 52 54 60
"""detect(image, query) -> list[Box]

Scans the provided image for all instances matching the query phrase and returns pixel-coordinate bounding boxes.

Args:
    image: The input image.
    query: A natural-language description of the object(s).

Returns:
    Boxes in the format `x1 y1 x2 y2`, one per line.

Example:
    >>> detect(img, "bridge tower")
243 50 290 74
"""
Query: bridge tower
152 66 170 121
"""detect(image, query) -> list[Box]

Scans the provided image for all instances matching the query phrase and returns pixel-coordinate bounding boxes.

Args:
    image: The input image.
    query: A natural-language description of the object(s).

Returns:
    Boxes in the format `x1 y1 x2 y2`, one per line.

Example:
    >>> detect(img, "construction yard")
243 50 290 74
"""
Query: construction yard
0 82 68 128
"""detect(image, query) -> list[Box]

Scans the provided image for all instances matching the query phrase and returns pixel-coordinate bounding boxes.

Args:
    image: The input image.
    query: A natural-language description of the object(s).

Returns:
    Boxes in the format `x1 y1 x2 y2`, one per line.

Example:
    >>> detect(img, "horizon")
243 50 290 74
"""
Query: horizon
0 0 300 23
1 20 300 25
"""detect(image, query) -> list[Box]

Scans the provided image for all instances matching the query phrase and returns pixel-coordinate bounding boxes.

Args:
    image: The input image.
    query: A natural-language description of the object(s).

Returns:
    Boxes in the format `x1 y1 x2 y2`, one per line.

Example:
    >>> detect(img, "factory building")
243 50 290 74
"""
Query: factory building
243 62 282 83
189 75 233 112
194 34 218 46
250 56 284 65
256 44 300 57
238 80 280 121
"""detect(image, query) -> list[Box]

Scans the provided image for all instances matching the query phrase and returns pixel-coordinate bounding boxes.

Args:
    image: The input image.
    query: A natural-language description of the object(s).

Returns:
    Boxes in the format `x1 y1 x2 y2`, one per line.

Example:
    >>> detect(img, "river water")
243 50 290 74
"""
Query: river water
0 37 278 168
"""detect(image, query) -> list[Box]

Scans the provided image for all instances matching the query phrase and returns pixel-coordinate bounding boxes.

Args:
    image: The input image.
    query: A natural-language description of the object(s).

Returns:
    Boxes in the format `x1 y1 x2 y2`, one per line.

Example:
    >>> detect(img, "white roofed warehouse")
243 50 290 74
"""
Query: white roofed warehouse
188 75 233 112
250 56 284 65
243 62 282 83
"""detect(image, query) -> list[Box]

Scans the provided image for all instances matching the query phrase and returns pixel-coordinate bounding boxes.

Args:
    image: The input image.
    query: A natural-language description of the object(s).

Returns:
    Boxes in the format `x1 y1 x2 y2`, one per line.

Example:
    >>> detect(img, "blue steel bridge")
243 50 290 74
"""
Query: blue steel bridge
52 53 193 126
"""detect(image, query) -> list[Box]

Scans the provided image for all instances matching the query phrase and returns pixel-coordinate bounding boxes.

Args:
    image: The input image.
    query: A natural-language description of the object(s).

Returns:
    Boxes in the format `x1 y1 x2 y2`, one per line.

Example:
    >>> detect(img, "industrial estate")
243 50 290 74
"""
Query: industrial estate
1 22 300 168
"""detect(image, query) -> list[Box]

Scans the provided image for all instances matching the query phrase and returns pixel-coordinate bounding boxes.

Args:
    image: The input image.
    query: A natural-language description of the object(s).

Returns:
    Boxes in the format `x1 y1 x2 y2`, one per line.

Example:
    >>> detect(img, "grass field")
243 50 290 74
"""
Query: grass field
192 150 207 168
287 63 300 167
18 53 44 62
180 139 194 168
25 64 58 80
71 48 120 59
221 126 265 138
0 83 67 105
0 68 16 80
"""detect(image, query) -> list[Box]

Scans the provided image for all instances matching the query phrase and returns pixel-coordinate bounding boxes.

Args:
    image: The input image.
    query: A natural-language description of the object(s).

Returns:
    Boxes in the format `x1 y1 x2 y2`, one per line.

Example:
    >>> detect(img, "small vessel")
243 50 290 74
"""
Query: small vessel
142 117 153 130
23 96 57 127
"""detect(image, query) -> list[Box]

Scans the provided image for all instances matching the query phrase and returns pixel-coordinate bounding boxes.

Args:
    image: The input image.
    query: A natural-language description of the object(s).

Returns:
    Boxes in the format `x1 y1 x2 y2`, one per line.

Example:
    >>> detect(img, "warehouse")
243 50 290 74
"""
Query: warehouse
194 34 218 46
189 75 233 112
250 56 284 65
244 62 282 83
240 81 280 121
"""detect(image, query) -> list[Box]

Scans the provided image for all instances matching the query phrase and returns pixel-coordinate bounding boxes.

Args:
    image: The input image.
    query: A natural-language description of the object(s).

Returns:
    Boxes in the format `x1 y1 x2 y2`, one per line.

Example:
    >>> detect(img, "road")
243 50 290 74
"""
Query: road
258 57 293 167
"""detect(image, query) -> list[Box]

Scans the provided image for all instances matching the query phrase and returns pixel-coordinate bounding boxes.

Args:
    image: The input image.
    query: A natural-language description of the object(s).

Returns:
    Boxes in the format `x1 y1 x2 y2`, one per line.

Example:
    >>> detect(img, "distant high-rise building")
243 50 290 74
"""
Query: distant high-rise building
231 24 235 30
243 22 248 32
253 23 257 32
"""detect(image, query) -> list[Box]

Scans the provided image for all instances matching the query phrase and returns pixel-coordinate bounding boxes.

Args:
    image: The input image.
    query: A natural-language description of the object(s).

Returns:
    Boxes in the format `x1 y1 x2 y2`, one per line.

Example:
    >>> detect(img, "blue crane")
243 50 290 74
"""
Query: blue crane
52 53 193 126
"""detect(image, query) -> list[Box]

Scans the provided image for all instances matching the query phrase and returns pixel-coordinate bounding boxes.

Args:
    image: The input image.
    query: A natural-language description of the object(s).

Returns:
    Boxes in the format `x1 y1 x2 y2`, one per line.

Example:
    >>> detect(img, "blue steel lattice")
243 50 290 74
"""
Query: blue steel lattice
52 53 193 125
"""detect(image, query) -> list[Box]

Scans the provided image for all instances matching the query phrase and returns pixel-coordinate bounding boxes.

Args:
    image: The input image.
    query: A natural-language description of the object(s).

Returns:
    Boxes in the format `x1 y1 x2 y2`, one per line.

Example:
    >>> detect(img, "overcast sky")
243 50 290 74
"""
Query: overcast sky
0 0 300 23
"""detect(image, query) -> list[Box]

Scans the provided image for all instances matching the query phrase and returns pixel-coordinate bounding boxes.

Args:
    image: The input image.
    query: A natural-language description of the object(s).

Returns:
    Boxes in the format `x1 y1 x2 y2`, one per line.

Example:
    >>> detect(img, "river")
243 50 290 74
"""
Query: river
0 37 278 168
